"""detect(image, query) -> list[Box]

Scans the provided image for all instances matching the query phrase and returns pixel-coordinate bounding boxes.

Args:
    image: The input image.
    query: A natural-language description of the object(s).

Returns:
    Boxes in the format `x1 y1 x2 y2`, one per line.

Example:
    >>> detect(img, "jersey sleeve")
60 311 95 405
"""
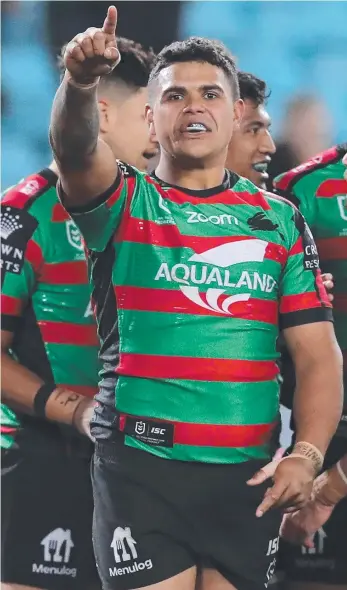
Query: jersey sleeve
58 161 144 252
273 173 317 228
1 204 43 333
279 205 333 330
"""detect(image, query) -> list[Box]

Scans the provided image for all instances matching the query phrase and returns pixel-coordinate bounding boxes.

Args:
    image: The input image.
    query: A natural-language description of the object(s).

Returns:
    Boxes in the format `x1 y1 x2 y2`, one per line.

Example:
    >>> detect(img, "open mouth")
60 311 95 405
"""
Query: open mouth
181 122 211 135
252 161 270 177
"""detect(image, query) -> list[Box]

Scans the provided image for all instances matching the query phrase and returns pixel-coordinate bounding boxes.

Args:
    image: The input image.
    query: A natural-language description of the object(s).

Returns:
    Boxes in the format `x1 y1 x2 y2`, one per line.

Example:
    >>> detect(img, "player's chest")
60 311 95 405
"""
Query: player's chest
116 197 287 302
315 194 347 240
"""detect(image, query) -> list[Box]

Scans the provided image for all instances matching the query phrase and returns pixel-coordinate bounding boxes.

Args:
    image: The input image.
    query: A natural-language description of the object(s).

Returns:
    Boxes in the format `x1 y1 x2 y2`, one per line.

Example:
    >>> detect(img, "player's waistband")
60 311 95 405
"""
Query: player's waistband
115 411 277 448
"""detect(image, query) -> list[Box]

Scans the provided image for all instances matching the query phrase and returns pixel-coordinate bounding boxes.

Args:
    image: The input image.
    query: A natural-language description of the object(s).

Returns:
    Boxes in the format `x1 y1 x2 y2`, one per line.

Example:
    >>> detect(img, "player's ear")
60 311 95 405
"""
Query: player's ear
146 104 155 137
98 99 115 134
233 99 244 126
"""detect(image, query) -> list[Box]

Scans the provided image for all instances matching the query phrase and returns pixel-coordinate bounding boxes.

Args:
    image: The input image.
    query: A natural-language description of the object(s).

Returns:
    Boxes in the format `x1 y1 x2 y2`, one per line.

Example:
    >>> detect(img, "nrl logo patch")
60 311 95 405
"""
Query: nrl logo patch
66 220 83 251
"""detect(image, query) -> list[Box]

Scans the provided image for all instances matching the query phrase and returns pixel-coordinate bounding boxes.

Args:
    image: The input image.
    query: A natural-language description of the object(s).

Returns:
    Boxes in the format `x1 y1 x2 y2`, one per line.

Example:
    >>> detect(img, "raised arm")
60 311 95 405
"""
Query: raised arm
49 6 120 206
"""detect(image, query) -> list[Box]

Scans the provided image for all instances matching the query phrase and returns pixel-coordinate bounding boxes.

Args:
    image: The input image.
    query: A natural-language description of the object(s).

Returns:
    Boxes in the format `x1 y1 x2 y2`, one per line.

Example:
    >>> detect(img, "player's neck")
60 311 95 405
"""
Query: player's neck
49 161 60 176
155 159 226 191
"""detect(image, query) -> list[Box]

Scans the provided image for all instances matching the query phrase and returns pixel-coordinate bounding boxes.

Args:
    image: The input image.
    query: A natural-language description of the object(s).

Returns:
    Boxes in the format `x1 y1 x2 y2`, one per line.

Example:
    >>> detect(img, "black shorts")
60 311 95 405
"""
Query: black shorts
92 438 282 590
278 436 347 585
1 447 99 590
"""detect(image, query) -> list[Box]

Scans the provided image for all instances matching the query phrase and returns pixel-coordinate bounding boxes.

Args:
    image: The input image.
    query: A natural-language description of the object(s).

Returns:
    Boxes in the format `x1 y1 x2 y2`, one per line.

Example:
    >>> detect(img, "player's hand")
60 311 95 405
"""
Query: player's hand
280 498 334 548
248 456 315 517
247 447 285 485
321 272 334 302
64 5 120 84
73 398 96 441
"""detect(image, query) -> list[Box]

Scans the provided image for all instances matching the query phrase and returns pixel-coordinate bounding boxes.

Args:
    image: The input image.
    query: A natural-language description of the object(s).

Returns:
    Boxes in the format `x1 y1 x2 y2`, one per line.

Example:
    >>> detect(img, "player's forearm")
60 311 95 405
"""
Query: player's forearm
293 346 343 455
1 352 92 426
313 453 347 506
49 71 100 170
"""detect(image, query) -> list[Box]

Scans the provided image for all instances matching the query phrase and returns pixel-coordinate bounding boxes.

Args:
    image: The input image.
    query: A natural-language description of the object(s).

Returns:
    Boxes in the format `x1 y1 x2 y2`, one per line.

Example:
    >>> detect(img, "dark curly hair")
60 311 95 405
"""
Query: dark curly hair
149 37 239 99
58 37 156 90
237 71 270 106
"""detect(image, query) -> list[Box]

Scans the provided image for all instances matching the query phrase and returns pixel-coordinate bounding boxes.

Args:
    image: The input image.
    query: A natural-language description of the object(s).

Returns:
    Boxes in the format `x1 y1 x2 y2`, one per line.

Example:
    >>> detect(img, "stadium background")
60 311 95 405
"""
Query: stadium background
2 0 347 444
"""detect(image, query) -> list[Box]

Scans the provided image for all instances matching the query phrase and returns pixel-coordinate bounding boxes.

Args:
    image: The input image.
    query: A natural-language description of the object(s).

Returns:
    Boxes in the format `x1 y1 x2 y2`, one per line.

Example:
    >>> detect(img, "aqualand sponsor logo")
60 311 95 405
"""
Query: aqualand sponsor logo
154 239 277 315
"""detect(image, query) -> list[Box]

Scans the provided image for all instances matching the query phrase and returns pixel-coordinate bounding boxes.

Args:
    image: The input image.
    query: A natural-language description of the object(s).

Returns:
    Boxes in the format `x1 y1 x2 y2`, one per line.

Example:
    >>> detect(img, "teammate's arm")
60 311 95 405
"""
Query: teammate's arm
280 452 347 546
1 330 92 430
1 203 94 437
49 6 120 206
248 206 343 516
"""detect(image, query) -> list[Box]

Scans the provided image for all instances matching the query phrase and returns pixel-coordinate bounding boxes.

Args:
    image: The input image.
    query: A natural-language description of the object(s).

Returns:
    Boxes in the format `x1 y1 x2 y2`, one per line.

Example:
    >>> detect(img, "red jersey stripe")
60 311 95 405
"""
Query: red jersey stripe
1 295 23 316
26 239 44 273
118 353 279 382
119 412 276 447
316 179 347 198
316 237 347 261
1 174 49 208
115 286 278 324
107 175 136 209
38 321 98 345
116 218 288 263
40 261 89 284
52 203 71 222
288 236 303 256
280 291 327 314
145 177 271 208
0 426 18 434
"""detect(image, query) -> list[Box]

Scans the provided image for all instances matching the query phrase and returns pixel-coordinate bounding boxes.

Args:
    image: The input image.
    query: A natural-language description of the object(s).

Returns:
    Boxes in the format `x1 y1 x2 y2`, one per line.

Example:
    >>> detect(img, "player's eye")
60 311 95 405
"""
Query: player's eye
204 92 218 100
167 93 184 101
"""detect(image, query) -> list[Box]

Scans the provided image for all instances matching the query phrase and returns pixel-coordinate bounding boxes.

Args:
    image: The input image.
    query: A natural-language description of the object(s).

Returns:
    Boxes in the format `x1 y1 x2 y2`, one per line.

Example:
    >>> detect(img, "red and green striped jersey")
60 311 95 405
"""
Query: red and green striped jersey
274 145 347 436
1 169 100 451
61 163 332 464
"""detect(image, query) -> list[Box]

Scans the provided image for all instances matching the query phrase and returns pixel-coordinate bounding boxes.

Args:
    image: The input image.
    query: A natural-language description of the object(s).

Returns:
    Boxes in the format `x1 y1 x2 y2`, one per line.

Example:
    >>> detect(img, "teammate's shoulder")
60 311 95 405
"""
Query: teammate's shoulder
261 189 298 212
273 145 345 192
116 160 147 181
1 168 58 210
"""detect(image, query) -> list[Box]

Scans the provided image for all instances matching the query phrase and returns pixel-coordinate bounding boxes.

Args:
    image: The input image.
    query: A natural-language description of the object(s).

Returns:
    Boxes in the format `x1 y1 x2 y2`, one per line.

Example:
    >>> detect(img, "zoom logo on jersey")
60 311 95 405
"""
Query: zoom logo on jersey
185 210 239 225
155 239 276 314
109 527 153 577
0 206 38 275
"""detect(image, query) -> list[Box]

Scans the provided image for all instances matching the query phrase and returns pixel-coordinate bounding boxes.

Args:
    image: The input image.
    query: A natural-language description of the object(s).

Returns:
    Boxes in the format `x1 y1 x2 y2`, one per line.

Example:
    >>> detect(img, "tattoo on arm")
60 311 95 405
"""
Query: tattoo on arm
50 74 100 170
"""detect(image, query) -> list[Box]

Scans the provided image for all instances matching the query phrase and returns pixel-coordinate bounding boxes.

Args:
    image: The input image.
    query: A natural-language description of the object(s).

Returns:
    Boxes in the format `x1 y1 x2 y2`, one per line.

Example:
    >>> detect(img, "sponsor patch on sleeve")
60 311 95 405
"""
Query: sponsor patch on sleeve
1 206 38 275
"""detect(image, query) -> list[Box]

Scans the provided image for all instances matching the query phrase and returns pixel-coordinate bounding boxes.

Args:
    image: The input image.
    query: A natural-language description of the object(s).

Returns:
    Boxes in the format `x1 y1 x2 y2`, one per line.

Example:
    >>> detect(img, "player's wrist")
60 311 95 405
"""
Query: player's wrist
65 70 100 89
282 441 324 476
314 463 347 506
43 386 86 426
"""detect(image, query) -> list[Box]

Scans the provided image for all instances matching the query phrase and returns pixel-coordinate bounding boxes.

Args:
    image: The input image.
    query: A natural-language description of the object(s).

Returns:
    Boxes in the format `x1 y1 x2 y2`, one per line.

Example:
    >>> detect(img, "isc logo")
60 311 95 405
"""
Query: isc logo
151 427 165 435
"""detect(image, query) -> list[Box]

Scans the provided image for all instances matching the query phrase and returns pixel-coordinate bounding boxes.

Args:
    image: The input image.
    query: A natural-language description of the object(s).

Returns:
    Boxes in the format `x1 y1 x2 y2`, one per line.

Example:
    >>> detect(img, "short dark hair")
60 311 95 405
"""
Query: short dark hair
149 37 239 99
237 71 270 106
58 37 156 89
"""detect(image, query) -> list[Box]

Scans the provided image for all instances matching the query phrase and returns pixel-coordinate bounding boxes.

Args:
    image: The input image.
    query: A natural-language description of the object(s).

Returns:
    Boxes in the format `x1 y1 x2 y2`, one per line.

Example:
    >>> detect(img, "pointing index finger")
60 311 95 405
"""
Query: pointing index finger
102 5 117 36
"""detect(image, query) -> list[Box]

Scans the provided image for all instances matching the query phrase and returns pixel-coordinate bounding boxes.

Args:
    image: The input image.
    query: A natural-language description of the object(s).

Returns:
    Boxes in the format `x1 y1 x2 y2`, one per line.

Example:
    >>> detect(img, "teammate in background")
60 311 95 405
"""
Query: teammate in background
273 145 347 590
1 37 156 590
226 72 334 300
50 7 343 590
226 71 276 190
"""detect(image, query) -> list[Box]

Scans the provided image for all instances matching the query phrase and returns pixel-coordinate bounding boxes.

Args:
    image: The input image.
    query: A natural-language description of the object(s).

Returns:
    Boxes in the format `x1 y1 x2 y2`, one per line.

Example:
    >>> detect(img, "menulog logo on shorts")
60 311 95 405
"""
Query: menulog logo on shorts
109 526 153 577
32 528 77 578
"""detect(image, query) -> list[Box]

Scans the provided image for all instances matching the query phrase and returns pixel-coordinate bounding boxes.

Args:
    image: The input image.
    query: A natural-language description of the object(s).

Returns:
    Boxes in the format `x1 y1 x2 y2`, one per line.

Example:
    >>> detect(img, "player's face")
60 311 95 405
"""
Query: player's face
100 87 158 171
226 99 276 189
147 61 243 166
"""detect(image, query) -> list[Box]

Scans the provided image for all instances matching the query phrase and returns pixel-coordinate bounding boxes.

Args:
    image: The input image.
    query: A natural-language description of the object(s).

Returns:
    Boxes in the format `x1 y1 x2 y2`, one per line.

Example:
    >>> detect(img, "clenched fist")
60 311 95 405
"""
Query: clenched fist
64 5 120 84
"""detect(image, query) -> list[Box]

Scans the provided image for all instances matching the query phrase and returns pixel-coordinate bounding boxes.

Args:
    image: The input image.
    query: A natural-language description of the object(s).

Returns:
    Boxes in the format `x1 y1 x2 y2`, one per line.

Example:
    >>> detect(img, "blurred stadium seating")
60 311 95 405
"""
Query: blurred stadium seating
2 0 347 189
